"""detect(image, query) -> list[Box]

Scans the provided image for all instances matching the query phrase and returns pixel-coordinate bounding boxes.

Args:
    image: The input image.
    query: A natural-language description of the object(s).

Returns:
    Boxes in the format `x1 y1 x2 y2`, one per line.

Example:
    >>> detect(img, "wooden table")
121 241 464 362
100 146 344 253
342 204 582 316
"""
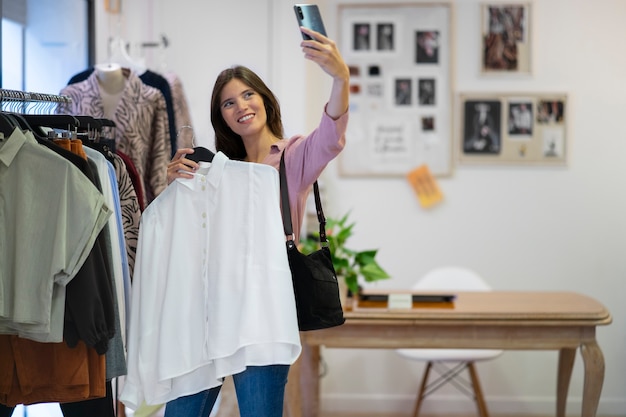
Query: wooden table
284 291 612 417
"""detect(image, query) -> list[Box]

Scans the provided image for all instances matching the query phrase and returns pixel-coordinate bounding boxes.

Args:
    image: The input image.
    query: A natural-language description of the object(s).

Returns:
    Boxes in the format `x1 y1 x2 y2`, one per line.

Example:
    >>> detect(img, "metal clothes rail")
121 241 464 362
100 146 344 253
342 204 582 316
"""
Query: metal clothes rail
0 88 72 104
0 88 72 114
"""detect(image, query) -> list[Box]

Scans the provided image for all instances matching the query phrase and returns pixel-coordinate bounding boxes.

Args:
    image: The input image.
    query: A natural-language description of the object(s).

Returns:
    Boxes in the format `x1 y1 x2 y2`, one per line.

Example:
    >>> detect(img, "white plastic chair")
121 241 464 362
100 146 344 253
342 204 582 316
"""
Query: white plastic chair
396 267 503 417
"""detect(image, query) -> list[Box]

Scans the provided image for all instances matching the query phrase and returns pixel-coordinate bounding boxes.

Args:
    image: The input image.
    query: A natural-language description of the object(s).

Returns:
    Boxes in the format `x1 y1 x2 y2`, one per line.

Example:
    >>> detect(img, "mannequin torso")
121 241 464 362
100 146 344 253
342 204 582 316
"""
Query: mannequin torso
95 63 126 119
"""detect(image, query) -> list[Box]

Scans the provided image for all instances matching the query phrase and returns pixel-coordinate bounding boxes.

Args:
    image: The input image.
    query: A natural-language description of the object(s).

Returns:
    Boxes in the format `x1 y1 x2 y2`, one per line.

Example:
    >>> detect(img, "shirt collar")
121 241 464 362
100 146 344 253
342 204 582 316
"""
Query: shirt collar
270 140 287 154
175 151 228 191
206 151 228 188
0 127 27 168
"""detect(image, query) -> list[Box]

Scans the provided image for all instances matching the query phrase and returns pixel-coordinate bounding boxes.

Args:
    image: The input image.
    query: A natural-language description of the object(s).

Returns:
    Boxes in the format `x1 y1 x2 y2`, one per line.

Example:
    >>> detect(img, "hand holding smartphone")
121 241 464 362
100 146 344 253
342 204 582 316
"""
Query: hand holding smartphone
294 4 327 40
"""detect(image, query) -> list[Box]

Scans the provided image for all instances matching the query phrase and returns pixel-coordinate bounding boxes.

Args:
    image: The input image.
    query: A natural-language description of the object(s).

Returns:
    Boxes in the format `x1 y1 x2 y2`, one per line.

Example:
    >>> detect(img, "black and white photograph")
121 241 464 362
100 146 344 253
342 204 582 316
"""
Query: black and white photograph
418 78 436 105
353 23 371 51
463 100 502 154
376 23 395 51
543 128 564 158
422 116 435 132
415 30 440 64
368 65 381 76
459 93 567 165
537 100 564 123
394 78 412 106
508 101 533 135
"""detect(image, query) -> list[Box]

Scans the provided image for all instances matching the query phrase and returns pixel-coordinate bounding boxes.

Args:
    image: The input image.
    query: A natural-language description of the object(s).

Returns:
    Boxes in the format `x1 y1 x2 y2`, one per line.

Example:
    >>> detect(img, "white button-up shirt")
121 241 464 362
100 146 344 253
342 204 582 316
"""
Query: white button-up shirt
121 151 300 408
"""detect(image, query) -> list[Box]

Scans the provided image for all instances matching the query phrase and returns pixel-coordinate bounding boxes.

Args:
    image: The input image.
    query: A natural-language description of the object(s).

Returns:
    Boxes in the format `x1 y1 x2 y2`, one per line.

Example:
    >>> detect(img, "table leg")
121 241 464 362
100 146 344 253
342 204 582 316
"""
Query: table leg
468 362 489 417
556 348 576 417
300 343 321 417
285 356 303 417
580 340 605 417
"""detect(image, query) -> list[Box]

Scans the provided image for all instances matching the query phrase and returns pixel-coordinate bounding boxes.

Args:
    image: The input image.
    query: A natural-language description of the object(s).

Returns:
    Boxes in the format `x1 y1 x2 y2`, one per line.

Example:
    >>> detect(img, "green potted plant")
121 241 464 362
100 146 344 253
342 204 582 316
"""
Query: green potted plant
300 212 390 297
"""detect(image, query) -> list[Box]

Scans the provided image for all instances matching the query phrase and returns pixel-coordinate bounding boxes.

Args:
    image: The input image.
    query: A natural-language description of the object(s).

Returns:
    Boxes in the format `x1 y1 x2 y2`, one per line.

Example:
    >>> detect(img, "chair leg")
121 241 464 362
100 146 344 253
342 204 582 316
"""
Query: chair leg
412 361 432 417
467 362 489 417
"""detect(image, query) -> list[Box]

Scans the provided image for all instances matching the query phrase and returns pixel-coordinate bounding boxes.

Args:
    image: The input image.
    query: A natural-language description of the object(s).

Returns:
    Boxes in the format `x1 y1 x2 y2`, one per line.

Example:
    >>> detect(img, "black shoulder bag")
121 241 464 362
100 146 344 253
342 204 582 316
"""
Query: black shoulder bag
279 152 345 331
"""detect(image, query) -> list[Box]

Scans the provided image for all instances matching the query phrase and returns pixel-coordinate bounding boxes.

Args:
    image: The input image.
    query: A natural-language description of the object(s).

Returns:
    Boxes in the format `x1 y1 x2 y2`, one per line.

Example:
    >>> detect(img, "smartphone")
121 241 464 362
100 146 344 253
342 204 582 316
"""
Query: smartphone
294 4 327 40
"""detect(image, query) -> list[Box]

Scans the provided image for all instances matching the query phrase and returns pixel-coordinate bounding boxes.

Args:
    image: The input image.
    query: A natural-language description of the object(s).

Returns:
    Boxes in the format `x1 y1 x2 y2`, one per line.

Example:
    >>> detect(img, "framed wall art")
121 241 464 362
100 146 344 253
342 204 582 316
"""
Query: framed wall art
457 92 567 165
337 2 453 177
481 2 531 75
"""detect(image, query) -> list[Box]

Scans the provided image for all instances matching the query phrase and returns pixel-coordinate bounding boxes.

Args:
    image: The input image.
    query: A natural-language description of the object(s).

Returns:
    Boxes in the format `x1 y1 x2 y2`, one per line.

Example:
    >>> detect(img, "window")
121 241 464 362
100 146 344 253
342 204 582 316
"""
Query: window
1 0 92 95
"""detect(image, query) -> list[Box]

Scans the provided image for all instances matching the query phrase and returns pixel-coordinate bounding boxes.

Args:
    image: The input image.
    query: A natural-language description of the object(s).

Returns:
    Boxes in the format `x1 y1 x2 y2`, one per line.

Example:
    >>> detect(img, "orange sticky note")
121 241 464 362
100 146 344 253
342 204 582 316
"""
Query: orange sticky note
406 164 443 208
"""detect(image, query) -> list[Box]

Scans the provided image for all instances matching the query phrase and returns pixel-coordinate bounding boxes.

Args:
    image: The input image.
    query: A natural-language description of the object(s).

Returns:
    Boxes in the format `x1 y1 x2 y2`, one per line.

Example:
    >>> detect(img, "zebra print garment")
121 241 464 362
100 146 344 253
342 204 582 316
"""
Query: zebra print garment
109 153 141 280
164 71 195 150
58 70 171 207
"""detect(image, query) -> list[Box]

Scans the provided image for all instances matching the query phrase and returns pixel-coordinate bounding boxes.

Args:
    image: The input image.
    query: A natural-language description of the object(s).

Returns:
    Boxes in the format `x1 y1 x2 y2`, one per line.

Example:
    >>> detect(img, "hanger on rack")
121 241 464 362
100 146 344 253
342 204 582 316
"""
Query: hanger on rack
19 114 81 131
0 112 18 137
60 115 117 153
0 89 77 141
12 113 81 142
1 89 72 114
7 112 35 131
98 118 116 128
104 36 147 75
5 113 51 143
140 34 170 73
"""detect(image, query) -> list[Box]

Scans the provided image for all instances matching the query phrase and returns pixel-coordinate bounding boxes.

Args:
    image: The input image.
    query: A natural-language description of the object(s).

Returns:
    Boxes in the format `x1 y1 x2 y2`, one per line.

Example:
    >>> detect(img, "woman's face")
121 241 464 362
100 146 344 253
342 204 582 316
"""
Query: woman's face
219 78 267 139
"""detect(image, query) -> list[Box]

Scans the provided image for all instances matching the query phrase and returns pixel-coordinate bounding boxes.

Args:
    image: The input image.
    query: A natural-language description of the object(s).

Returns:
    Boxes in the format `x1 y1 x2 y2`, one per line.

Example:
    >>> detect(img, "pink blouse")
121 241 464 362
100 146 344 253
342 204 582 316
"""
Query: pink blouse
263 108 348 242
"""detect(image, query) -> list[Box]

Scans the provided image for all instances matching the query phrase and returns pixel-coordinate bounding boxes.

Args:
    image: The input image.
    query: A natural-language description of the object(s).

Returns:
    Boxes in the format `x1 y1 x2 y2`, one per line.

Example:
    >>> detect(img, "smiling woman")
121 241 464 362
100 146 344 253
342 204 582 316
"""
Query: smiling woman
144 24 349 417
211 67 284 163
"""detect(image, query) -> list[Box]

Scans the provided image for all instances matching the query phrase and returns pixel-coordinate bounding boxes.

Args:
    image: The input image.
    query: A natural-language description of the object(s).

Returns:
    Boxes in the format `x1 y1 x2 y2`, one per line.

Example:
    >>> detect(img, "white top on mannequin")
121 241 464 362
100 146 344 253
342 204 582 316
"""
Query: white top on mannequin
95 63 126 119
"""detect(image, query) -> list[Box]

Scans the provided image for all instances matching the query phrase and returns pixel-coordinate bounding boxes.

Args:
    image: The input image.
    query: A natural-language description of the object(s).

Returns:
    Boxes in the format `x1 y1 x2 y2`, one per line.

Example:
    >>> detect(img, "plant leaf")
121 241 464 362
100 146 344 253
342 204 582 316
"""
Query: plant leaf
360 262 390 282
344 275 359 296
299 211 391 294
354 249 378 265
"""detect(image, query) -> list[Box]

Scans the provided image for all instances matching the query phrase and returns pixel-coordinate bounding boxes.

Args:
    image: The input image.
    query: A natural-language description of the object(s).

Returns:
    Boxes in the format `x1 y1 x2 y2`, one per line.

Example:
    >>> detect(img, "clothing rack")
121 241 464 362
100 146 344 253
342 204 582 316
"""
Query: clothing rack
140 34 169 49
0 88 72 114
0 89 116 144
0 88 72 104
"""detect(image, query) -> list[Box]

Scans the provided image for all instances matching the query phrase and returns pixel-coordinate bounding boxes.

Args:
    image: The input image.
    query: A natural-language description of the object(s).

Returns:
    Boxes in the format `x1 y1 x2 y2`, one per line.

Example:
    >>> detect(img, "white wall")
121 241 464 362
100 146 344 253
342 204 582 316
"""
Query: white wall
95 0 626 415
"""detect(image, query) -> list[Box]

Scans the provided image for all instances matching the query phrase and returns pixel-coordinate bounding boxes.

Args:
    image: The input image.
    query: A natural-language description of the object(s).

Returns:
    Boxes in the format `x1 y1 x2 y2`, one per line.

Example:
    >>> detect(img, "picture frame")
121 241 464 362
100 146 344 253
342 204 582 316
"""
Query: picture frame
338 2 453 177
104 0 121 13
481 2 532 75
457 92 567 166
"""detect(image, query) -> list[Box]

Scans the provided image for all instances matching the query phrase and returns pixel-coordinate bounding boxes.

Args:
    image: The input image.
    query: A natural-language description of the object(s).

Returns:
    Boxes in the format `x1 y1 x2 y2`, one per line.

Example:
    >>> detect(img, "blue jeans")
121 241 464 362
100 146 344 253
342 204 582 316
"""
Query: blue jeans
164 365 290 417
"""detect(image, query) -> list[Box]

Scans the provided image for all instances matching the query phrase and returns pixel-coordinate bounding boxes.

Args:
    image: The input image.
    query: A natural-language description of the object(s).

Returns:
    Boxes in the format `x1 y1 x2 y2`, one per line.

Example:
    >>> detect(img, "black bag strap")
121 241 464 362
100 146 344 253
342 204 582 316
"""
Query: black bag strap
279 151 328 246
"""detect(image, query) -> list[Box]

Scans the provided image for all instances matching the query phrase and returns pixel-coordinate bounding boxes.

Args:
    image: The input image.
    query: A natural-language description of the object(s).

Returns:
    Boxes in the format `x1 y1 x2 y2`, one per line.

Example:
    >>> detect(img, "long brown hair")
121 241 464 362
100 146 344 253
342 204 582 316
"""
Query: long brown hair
210 66 284 160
